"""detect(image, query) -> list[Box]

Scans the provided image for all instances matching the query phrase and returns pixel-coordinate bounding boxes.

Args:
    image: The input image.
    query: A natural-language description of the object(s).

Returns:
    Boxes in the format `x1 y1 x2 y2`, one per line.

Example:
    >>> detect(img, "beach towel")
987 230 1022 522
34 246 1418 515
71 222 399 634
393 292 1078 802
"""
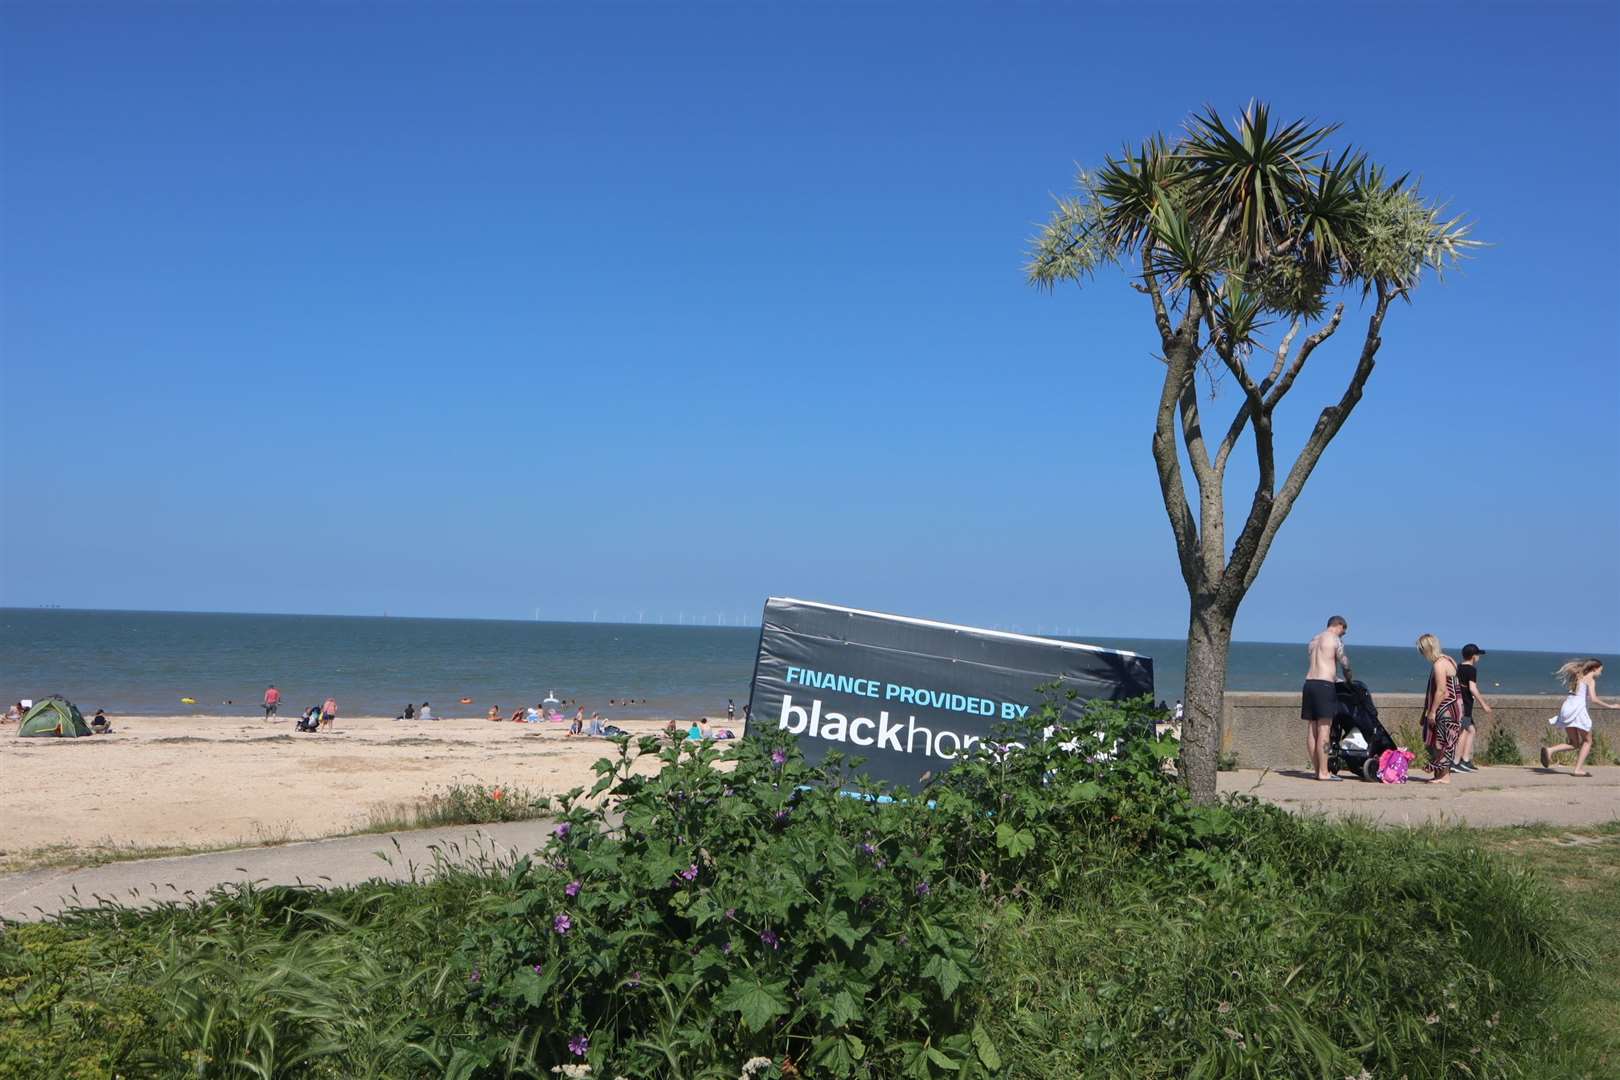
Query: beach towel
1377 747 1415 784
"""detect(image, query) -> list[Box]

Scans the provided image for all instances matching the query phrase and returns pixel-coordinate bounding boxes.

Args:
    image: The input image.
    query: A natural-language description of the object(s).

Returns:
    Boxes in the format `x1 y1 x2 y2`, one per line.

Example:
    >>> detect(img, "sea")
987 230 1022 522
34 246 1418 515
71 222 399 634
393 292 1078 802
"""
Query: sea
0 608 1593 719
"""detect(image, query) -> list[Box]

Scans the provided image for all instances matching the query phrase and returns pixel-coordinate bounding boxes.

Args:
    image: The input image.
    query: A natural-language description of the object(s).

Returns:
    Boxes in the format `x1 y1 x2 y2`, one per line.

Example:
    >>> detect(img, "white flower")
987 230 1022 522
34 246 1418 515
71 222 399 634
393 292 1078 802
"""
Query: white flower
739 1057 774 1080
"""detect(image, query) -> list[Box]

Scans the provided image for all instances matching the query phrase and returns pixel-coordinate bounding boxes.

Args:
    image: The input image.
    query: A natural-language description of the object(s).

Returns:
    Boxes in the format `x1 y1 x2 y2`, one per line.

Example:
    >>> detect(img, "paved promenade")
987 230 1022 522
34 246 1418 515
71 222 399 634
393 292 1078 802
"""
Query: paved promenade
1218 763 1620 827
0 819 555 922
3 767 1614 922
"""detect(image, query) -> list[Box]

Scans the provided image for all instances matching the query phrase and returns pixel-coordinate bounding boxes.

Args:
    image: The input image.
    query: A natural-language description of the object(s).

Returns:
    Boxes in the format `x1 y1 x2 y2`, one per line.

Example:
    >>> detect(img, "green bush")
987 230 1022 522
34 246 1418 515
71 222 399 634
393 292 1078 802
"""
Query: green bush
1481 724 1525 765
0 697 1600 1079
420 780 551 825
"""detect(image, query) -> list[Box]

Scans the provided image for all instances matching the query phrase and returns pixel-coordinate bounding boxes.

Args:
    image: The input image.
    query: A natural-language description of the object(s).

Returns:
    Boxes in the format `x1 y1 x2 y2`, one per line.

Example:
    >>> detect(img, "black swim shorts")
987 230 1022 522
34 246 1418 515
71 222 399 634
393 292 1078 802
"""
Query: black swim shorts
1301 679 1337 721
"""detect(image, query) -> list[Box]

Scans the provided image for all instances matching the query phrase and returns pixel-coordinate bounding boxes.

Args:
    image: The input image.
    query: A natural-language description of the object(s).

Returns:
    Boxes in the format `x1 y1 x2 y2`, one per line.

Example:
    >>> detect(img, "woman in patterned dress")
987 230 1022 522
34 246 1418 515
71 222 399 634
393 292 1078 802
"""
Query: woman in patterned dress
1417 634 1462 784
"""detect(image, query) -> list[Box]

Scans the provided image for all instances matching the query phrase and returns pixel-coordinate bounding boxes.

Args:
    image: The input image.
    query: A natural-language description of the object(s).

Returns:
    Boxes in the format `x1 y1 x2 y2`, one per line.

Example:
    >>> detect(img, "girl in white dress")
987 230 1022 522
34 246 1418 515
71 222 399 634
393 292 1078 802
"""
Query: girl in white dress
1542 659 1616 776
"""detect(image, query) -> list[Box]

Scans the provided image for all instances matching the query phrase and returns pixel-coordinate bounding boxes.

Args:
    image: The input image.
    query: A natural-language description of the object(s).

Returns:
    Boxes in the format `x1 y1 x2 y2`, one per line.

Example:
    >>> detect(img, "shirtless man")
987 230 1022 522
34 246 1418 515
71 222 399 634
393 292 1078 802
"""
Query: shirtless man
1302 616 1353 780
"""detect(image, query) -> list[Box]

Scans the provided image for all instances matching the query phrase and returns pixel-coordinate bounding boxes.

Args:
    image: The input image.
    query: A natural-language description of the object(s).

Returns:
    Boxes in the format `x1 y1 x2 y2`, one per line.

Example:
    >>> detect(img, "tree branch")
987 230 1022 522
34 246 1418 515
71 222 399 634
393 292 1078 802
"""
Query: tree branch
1152 298 1207 592
1265 304 1344 410
1233 283 1395 595
1138 246 1174 346
1215 319 1300 473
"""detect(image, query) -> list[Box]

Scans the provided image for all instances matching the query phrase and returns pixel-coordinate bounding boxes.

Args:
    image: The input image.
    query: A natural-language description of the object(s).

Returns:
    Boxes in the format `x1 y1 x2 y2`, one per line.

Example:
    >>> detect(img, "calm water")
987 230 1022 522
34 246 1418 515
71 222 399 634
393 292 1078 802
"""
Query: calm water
0 609 1594 718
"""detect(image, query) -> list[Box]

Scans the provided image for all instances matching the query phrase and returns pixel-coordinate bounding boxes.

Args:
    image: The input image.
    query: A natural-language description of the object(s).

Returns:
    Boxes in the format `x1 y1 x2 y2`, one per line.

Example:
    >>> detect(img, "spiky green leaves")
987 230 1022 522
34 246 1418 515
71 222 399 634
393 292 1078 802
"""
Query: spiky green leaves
1025 101 1477 321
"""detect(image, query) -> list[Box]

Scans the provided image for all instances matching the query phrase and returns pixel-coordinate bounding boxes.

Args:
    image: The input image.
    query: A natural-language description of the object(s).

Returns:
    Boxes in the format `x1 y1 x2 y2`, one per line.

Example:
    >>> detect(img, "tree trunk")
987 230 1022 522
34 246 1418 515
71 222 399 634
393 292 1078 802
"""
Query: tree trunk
1180 600 1233 803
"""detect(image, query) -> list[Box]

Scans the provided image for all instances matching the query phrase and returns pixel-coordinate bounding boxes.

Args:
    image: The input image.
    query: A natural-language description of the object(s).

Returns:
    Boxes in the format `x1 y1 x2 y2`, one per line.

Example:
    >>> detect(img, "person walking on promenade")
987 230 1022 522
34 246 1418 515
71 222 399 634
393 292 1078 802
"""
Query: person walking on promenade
262 684 280 720
320 696 338 731
1417 634 1463 783
1542 659 1616 777
1302 616 1354 781
1453 644 1493 772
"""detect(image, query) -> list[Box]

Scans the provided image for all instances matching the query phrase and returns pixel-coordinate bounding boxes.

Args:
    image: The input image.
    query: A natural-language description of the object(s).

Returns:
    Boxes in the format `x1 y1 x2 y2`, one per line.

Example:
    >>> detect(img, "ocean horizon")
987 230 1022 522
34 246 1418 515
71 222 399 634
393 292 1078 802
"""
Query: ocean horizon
2 607 1602 719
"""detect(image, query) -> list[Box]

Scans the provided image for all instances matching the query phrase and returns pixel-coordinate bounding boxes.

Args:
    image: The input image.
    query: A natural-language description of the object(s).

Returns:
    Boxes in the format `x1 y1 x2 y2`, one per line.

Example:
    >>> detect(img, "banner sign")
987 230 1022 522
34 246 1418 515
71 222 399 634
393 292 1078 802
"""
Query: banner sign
745 597 1153 791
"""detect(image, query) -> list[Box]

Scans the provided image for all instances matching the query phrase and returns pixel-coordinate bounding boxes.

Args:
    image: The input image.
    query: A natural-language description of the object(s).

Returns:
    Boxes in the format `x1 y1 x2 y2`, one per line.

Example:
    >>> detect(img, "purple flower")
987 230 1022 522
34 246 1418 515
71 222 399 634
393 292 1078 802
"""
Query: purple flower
915 881 931 897
774 809 790 824
553 913 572 935
759 929 780 950
770 748 787 767
679 864 699 882
533 963 544 974
469 968 481 984
568 1034 589 1057
722 940 733 954
858 842 876 857
875 857 887 869
725 907 737 920
553 822 571 839
627 970 641 987
565 879 582 898
898 933 909 948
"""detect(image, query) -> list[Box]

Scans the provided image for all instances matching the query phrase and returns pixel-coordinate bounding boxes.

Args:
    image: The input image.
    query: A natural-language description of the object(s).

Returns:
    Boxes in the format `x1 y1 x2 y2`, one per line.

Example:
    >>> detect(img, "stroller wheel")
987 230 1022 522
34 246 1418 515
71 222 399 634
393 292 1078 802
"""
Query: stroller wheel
1327 755 1341 776
1361 757 1381 782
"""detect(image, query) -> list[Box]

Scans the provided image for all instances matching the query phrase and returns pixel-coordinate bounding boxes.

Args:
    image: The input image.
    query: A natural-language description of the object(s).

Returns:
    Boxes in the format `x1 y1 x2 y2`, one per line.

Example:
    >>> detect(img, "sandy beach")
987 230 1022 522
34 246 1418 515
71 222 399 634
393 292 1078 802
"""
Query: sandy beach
0 714 700 871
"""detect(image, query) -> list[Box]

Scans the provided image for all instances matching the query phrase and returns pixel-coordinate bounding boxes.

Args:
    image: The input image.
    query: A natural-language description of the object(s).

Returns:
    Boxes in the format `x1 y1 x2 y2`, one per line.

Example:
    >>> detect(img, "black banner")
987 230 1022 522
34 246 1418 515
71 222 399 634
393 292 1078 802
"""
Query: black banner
745 597 1153 791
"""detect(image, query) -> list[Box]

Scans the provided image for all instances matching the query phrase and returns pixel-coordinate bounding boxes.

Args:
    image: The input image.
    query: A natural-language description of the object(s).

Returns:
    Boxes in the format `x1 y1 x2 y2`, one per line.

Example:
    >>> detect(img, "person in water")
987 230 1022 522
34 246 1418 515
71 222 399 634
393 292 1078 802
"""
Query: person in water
1543 659 1617 777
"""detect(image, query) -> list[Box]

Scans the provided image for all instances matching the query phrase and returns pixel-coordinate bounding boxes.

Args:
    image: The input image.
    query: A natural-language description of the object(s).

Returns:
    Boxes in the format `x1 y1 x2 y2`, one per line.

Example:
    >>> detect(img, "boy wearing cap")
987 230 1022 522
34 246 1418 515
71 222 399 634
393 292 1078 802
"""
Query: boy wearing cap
1454 644 1493 771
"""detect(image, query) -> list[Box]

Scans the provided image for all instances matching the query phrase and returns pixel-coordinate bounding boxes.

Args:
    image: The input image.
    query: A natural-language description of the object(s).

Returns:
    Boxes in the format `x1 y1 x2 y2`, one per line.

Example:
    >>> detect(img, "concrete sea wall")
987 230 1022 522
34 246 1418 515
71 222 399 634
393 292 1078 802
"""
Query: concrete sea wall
1220 692 1578 769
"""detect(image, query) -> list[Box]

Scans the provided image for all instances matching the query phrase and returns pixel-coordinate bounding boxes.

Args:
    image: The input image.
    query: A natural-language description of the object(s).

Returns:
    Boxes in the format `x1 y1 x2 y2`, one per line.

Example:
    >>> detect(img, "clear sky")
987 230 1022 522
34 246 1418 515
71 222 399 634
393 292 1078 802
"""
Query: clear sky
2 2 1616 651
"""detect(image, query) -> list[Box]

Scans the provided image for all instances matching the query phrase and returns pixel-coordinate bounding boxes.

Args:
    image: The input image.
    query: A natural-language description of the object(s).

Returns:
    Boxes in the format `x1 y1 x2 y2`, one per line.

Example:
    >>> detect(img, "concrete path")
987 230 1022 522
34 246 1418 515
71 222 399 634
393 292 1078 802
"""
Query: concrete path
5 767 1615 923
0 819 557 922
1219 763 1620 827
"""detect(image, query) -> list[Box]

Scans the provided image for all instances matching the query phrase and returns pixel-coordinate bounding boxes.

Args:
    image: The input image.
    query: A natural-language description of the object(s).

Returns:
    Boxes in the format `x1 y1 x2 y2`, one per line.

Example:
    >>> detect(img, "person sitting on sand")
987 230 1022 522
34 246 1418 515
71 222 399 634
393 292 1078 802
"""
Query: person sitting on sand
488 705 502 721
90 708 112 733
585 711 606 737
419 701 434 721
568 711 583 736
397 703 415 722
687 718 707 741
4 701 20 723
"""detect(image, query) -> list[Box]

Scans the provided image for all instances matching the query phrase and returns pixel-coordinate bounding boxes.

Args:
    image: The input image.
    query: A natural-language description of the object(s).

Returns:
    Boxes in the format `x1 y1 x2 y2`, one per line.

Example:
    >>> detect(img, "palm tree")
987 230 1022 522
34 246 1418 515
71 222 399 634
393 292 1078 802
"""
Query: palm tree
1028 102 1477 801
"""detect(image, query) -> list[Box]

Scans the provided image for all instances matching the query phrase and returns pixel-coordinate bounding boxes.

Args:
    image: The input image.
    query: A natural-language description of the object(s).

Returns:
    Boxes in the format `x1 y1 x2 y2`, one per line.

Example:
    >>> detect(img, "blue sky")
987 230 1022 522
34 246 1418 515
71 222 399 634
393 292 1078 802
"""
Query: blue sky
2 2 1616 651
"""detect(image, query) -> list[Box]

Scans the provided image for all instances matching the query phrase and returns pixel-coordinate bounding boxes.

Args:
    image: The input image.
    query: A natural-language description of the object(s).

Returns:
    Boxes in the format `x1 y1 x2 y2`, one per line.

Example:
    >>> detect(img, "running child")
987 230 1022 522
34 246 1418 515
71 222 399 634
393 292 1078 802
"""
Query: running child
1542 659 1617 777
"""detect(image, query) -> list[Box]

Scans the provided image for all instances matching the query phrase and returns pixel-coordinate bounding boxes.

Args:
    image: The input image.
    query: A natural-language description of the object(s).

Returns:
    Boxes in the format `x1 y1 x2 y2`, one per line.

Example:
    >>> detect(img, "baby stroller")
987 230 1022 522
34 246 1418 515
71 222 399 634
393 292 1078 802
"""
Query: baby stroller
1326 681 1397 781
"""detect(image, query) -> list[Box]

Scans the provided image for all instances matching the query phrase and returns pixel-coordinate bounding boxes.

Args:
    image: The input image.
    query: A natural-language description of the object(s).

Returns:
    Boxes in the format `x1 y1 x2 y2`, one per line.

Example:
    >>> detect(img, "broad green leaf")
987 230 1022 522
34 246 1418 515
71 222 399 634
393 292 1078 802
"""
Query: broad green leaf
973 1022 1002 1071
715 976 790 1031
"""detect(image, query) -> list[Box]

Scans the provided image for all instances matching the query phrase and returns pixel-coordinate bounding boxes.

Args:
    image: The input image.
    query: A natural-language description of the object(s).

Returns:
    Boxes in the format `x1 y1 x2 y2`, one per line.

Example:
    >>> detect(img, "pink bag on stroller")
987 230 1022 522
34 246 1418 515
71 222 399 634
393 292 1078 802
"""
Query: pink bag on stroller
1377 748 1415 784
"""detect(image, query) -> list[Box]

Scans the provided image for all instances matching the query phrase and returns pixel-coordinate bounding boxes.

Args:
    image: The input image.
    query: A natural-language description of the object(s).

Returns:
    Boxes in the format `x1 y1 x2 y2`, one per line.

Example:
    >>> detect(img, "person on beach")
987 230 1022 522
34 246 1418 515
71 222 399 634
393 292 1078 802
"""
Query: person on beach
1542 659 1616 777
320 696 337 731
263 684 280 719
4 702 20 723
1453 644 1493 772
727 698 736 724
419 701 434 721
1302 616 1354 780
1417 634 1462 783
488 705 502 721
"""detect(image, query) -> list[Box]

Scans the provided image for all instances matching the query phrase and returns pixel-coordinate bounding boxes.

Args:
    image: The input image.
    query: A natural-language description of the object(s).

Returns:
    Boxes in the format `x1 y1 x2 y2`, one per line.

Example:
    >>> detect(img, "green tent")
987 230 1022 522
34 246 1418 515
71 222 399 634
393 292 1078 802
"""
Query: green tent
17 696 92 738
